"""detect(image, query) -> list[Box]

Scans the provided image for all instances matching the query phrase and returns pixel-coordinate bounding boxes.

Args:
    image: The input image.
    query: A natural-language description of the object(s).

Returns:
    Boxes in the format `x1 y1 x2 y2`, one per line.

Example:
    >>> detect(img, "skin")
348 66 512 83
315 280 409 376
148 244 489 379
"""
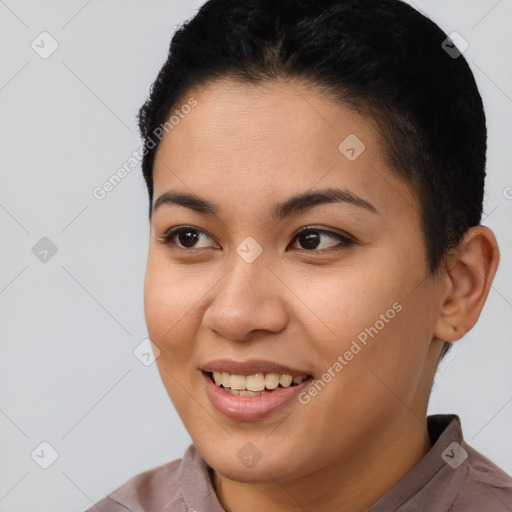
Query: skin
144 77 500 512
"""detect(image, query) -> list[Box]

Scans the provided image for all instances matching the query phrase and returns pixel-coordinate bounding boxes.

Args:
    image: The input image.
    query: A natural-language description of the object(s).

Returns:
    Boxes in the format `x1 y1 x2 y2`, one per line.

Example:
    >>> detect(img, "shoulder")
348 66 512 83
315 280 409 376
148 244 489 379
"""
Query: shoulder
84 457 185 512
84 444 220 512
451 443 512 511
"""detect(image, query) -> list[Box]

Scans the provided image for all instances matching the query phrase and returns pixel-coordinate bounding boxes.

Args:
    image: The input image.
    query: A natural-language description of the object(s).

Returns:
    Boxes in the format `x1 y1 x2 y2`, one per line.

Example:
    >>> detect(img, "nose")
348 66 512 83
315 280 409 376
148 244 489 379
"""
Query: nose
202 257 289 343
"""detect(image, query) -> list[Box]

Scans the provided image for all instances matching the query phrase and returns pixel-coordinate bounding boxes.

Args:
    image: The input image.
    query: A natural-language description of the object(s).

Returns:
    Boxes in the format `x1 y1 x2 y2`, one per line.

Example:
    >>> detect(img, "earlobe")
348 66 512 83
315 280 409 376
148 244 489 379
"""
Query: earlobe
434 226 500 343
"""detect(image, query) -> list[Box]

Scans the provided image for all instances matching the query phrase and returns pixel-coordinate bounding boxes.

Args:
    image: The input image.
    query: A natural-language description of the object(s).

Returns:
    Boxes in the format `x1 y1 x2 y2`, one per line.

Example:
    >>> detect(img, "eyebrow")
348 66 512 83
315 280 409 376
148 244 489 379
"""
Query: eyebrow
152 187 379 221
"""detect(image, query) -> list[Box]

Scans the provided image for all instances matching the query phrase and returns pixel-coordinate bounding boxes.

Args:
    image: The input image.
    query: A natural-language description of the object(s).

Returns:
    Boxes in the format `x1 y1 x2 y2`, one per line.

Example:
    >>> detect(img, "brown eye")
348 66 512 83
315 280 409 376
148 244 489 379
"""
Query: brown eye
159 227 215 250
177 229 200 248
297 230 323 250
290 228 355 252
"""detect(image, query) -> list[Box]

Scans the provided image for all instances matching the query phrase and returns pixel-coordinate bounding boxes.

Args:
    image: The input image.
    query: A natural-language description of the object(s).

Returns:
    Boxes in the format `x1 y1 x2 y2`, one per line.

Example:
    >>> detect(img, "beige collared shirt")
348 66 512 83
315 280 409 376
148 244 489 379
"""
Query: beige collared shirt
86 415 512 511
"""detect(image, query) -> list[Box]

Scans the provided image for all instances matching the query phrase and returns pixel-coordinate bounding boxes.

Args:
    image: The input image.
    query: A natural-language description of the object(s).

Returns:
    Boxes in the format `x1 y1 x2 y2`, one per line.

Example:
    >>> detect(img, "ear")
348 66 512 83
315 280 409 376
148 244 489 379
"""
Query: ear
434 225 500 342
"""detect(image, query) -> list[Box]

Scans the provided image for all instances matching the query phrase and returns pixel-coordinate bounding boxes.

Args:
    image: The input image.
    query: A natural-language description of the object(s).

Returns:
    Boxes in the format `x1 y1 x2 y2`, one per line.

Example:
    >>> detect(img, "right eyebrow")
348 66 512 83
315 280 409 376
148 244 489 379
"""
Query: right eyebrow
153 190 217 216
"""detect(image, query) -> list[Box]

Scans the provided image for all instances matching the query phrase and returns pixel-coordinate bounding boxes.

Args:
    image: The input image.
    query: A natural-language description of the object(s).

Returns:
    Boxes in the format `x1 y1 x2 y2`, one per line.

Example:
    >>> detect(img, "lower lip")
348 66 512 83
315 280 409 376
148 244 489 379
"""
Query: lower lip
202 372 313 421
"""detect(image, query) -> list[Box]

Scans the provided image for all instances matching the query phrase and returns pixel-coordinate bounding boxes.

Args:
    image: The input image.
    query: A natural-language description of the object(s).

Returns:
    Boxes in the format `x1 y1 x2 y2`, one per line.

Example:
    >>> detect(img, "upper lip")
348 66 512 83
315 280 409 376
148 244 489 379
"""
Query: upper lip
201 359 311 377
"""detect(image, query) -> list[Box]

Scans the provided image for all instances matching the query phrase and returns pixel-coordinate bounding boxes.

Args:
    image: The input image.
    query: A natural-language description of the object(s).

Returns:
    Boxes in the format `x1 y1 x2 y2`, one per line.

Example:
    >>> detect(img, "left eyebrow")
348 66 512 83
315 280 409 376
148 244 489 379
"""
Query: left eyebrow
271 187 379 220
152 187 380 220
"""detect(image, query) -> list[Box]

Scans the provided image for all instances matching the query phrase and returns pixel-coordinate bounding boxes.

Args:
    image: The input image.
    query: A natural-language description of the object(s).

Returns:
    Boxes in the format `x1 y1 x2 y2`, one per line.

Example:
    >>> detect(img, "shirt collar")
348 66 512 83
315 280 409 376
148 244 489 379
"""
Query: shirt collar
369 414 468 511
177 444 225 512
178 414 467 512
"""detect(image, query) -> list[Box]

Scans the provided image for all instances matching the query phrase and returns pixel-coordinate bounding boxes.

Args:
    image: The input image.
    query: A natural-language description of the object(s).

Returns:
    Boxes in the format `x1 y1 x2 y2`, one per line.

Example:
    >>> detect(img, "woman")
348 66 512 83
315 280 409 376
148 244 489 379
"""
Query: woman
88 0 511 510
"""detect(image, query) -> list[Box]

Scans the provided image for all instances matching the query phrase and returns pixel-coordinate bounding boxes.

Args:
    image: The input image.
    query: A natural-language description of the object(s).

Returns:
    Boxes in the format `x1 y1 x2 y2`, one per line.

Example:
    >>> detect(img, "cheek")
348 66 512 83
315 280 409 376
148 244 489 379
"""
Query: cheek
301 259 432 392
144 257 206 418
144 253 203 342
143 259 203 395
295 264 403 353
317 297 435 425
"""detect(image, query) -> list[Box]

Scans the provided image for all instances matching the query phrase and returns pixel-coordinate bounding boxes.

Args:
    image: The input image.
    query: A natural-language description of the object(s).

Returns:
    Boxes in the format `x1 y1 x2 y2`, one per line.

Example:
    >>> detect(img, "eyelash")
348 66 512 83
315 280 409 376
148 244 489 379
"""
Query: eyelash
157 225 355 253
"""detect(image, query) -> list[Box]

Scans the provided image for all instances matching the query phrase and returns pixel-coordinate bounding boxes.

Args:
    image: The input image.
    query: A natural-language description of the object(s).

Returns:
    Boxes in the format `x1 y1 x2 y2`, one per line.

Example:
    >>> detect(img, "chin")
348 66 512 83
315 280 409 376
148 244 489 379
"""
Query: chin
200 442 311 485
211 459 295 485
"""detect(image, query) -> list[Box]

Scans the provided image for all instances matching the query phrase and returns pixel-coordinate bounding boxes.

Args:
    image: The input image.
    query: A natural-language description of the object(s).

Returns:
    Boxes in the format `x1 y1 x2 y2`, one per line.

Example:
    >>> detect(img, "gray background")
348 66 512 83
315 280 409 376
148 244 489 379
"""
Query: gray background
0 1 510 511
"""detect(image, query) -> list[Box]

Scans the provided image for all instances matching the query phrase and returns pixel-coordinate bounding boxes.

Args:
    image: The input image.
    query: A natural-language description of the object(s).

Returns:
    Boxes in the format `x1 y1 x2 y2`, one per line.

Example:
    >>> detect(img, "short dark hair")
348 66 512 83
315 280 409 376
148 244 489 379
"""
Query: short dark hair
138 0 487 359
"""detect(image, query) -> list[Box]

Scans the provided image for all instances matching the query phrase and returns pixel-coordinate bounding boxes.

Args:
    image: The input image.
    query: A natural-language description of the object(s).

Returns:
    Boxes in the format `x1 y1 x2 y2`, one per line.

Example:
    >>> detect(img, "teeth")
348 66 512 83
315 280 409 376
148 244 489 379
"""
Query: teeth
213 372 222 386
279 374 293 387
246 373 265 391
230 374 247 390
211 371 308 391
264 373 280 389
227 388 271 397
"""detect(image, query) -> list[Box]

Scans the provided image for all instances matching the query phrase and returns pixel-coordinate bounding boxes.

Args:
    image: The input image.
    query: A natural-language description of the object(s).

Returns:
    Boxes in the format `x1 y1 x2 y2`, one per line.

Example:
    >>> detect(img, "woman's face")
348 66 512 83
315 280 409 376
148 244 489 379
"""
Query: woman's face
145 77 444 484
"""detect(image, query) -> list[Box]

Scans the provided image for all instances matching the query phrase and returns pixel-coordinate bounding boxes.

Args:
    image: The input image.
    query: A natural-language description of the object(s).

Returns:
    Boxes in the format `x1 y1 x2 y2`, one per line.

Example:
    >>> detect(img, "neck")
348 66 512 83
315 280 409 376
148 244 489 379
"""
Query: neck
211 414 432 512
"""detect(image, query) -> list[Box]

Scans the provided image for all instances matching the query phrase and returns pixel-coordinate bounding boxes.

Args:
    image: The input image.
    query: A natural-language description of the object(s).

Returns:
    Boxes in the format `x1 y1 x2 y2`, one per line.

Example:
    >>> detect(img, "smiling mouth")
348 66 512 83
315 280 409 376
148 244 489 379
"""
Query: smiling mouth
205 371 312 397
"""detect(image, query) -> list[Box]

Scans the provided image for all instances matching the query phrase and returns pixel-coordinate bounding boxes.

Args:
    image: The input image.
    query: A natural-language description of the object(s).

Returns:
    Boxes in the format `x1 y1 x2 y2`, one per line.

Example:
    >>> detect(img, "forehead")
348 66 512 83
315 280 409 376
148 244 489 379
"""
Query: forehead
152 77 420 223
